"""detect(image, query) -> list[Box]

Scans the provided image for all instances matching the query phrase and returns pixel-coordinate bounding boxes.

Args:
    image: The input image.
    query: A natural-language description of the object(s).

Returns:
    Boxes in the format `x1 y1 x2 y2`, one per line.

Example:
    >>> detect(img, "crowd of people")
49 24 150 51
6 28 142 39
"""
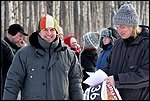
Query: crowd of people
1 3 149 100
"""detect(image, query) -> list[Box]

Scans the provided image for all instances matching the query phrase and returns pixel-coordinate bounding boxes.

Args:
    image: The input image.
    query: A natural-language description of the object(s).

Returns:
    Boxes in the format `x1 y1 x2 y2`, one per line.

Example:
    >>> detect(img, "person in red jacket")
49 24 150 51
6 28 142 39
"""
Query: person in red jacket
64 35 81 59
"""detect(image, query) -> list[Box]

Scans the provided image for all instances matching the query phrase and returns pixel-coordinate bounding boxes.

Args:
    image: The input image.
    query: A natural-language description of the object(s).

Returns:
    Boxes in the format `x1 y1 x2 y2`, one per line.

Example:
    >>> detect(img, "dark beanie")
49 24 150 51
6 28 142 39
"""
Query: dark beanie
113 4 139 27
7 24 28 36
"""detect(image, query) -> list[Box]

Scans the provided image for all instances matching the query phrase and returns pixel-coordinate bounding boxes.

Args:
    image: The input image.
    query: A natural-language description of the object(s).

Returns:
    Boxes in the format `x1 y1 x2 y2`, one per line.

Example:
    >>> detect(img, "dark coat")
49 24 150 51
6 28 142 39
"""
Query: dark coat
80 49 98 91
1 39 14 99
4 36 20 54
103 27 149 100
2 31 83 100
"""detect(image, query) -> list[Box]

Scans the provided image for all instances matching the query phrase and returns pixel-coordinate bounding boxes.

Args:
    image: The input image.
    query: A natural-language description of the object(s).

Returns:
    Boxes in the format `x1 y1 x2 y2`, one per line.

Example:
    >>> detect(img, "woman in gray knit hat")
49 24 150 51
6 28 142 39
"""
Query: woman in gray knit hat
101 4 149 100
79 32 100 92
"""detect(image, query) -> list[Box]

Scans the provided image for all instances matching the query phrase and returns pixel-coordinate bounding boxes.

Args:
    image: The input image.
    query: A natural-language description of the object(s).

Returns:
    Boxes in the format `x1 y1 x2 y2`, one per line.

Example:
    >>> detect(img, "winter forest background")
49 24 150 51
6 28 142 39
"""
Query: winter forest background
1 1 149 44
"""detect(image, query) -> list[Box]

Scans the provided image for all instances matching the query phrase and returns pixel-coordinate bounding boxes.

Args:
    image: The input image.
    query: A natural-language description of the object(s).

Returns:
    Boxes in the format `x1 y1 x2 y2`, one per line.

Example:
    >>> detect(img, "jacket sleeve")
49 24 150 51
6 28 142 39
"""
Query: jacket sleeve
2 50 26 100
102 52 111 75
96 56 101 70
68 53 84 100
2 40 14 79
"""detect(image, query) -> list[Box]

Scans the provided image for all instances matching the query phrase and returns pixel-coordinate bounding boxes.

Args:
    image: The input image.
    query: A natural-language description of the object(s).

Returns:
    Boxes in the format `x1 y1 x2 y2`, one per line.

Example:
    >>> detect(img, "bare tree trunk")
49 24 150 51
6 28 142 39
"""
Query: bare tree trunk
73 1 79 40
54 1 60 23
80 1 84 38
9 1 14 24
46 1 53 15
69 1 74 37
33 1 39 31
87 1 92 32
26 1 30 37
15 1 19 23
4 1 11 32
40 1 46 17
103 1 111 27
98 1 104 30
18 1 23 25
145 1 149 26
1 1 5 37
140 1 145 24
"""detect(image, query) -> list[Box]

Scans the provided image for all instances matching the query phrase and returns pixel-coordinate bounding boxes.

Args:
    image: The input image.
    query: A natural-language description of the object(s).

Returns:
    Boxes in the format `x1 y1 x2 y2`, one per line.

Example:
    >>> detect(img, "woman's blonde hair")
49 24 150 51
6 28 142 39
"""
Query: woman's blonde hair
129 26 142 38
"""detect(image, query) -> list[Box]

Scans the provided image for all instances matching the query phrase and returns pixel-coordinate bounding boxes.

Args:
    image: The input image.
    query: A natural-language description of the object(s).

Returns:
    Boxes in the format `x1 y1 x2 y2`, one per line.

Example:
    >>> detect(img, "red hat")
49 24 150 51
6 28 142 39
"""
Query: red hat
64 35 76 47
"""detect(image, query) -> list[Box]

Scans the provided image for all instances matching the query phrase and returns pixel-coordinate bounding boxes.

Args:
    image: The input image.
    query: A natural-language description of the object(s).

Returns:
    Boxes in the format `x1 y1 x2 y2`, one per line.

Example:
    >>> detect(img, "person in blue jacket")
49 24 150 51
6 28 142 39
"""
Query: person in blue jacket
96 28 117 70
103 4 149 100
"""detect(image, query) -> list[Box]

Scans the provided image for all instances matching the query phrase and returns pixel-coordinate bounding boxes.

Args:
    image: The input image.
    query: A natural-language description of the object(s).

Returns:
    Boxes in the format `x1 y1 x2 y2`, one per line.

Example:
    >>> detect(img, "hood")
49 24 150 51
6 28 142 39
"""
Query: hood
29 31 45 51
139 25 149 37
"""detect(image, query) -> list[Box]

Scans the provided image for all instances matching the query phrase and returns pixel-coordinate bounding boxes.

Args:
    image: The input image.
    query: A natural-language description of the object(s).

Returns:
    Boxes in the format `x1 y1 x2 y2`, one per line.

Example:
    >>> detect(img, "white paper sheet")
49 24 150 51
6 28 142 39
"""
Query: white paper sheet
83 69 108 86
86 72 95 76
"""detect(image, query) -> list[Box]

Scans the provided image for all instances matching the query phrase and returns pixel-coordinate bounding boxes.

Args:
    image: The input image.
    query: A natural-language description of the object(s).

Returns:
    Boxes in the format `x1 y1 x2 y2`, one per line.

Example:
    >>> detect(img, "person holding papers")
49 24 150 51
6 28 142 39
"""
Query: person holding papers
103 4 149 100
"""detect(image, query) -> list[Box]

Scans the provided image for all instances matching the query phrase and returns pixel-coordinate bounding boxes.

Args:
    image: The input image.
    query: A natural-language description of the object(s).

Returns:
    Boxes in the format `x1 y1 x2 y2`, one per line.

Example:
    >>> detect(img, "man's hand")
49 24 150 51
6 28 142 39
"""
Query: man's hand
104 75 115 87
17 38 27 47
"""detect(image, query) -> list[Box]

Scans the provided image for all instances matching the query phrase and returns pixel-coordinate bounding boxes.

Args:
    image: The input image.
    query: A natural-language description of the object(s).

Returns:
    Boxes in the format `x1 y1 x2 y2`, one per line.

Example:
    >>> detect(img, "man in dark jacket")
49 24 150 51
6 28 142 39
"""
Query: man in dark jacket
1 38 14 99
4 24 28 54
2 14 83 100
103 4 149 100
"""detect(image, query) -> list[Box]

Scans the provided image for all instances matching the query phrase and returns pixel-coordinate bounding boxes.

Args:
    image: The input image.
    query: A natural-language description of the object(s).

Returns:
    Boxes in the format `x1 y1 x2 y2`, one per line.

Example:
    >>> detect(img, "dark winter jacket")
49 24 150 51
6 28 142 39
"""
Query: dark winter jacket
103 27 149 100
1 39 14 99
80 49 98 91
4 36 20 54
2 31 83 100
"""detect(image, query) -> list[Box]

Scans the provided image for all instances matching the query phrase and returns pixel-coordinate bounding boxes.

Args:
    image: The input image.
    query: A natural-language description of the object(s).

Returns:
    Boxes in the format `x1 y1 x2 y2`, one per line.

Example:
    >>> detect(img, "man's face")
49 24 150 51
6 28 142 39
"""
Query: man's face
58 33 63 41
39 27 57 42
70 42 78 49
58 27 63 40
102 37 111 45
115 25 132 39
11 32 23 44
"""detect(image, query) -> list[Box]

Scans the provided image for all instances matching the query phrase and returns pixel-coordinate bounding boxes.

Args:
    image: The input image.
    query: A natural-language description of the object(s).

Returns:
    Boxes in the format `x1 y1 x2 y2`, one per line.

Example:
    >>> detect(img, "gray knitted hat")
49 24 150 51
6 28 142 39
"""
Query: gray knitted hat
113 4 139 27
83 32 100 50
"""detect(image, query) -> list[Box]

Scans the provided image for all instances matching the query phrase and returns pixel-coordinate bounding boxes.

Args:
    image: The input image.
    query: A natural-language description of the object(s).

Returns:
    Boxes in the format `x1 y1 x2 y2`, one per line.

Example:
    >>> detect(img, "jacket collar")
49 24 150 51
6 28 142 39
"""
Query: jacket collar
29 31 67 56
